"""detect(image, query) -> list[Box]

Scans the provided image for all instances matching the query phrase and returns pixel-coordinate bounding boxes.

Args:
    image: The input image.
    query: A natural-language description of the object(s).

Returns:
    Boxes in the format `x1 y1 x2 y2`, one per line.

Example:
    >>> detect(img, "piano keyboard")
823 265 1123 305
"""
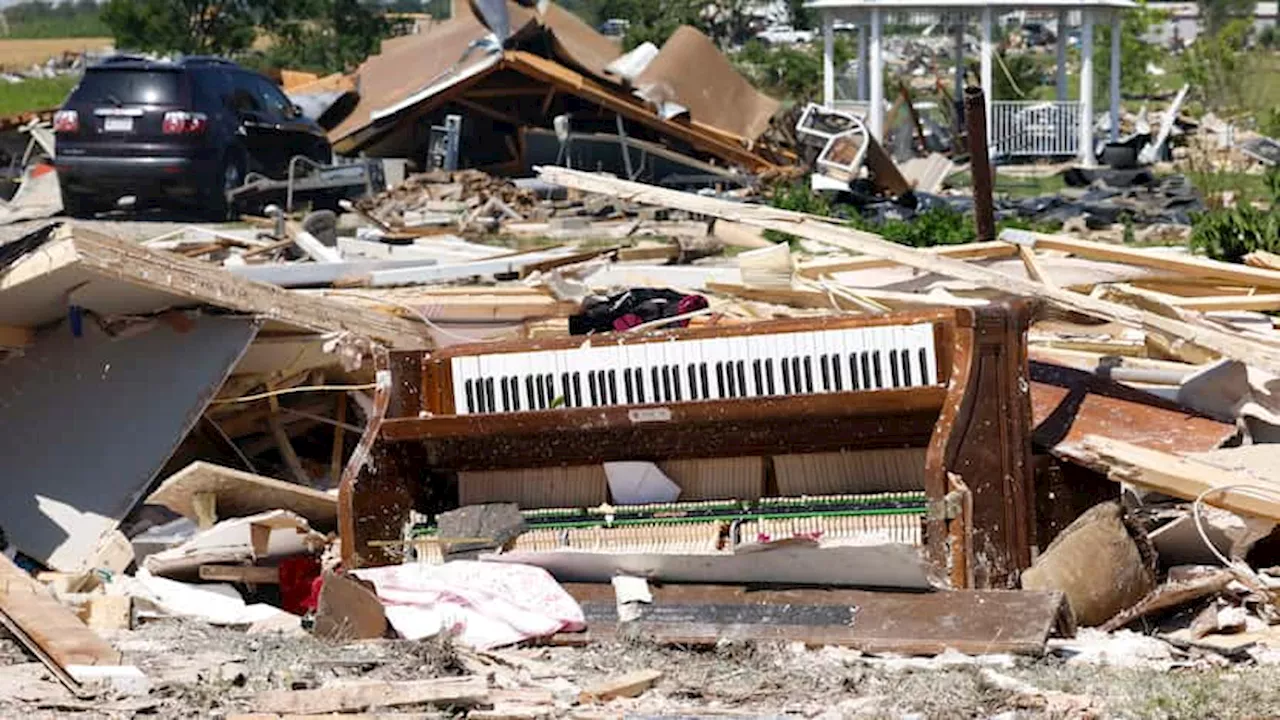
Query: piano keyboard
451 323 939 415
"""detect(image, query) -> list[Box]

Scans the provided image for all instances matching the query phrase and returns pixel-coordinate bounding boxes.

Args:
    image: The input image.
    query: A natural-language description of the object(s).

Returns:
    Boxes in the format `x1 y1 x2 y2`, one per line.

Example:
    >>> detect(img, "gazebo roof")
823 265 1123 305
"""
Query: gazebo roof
807 0 1137 10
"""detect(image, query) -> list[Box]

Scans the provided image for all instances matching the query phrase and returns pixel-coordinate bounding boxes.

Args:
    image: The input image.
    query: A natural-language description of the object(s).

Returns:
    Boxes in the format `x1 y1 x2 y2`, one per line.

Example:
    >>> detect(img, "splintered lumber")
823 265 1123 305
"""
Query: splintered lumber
148 462 338 530
199 565 282 584
579 669 663 703
1245 250 1280 271
0 227 429 348
0 553 124 692
1008 230 1280 289
246 677 489 714
537 168 1280 376
797 240 1017 278
1078 436 1280 522
1166 294 1280 312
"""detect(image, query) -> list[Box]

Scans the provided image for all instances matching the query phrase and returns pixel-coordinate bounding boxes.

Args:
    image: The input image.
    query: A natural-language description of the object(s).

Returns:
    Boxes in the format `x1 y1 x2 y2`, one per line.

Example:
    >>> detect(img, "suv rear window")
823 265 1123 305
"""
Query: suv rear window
72 69 183 105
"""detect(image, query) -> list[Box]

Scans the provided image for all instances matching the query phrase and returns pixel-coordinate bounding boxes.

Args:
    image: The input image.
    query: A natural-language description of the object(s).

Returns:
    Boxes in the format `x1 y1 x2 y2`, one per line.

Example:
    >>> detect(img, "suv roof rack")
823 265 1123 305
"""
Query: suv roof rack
177 56 238 67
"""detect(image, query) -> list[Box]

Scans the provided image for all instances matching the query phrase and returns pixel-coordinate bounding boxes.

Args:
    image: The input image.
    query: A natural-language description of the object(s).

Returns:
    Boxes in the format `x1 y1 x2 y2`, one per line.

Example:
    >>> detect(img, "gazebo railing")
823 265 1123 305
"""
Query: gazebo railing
990 100 1081 158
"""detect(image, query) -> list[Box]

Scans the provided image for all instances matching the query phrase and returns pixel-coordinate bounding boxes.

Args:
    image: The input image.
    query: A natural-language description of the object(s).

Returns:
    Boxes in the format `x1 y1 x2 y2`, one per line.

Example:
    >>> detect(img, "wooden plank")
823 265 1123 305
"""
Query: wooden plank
797 240 1017 278
1077 436 1280 522
32 229 429 348
1165 293 1280 312
1014 230 1280 289
0 553 123 692
246 677 489 714
0 324 32 348
1245 250 1280 271
147 461 338 530
579 670 663 703
1016 246 1056 288
330 392 348 486
199 565 282 584
538 168 1280 376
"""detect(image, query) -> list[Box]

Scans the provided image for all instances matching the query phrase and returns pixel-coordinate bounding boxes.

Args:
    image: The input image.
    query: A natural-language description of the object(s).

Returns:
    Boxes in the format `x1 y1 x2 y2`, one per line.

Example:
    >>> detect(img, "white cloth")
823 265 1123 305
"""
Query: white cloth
352 560 584 650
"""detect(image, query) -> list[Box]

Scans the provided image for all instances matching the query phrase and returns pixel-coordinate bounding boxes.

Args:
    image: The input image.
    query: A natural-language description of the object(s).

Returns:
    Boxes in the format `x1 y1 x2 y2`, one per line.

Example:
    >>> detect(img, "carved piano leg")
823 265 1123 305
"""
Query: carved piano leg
927 300 1037 589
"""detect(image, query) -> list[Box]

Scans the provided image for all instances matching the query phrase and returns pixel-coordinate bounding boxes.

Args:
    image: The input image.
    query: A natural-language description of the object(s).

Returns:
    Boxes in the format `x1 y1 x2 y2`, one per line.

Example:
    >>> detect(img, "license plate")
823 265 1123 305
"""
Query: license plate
103 117 133 133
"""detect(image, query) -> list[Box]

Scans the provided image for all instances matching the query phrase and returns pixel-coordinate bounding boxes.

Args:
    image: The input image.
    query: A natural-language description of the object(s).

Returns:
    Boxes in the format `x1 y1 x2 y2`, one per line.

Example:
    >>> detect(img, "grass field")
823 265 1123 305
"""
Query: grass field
0 37 111 71
0 74 78 115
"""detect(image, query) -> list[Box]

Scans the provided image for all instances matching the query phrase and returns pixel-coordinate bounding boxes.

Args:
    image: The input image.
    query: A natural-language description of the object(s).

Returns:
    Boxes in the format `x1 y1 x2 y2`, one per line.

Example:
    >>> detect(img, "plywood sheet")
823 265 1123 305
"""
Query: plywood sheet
0 316 260 571
774 448 926 496
147 462 338 531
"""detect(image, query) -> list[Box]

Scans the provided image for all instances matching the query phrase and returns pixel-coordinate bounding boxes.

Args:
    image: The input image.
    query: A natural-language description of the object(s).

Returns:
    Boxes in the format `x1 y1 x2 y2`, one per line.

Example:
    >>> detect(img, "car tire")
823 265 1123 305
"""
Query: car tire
205 150 246 221
60 188 100 219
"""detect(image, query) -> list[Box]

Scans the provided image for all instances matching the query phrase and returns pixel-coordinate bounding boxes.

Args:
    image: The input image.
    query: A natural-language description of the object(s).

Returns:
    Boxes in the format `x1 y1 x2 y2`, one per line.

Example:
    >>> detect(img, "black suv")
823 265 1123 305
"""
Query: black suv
54 56 332 218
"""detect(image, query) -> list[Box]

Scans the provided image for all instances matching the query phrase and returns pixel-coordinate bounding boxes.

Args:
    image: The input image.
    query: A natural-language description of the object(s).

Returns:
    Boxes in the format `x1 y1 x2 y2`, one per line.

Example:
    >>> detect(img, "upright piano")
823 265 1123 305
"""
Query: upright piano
339 301 1038 588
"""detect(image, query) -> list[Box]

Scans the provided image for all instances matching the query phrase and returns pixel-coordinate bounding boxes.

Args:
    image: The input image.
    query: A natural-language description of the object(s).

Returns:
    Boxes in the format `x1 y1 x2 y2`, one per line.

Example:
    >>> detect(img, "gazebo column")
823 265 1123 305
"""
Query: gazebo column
1055 10 1068 101
822 11 835 107
868 7 884 139
858 23 868 101
980 5 993 149
1079 9 1096 165
1110 10 1121 142
953 13 965 103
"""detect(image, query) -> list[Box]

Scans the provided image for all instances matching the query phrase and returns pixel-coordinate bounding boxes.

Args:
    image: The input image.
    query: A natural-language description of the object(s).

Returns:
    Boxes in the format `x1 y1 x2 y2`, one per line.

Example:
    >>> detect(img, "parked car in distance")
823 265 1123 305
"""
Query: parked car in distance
54 55 333 219
755 25 815 45
598 18 630 37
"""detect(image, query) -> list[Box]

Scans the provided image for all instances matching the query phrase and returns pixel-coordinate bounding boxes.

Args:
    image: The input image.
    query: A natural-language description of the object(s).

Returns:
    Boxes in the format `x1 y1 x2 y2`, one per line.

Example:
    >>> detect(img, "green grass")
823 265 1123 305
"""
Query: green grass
0 74 77 115
5 16 110 39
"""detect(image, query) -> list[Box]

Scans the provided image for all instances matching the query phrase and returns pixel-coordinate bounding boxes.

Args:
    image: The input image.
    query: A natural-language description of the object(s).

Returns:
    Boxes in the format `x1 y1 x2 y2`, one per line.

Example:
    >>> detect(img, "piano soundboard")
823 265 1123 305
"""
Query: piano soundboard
449 323 940 415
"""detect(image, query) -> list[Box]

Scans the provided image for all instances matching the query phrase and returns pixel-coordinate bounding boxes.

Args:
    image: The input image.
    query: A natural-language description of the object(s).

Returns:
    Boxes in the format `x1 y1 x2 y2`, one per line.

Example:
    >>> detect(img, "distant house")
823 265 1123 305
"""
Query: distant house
1143 1 1278 45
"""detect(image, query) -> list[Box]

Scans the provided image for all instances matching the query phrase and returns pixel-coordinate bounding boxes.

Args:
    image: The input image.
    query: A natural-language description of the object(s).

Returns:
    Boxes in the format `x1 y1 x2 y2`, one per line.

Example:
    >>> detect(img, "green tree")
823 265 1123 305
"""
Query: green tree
101 0 257 55
263 0 390 73
1179 18 1252 111
1197 0 1254 35
1094 1 1170 103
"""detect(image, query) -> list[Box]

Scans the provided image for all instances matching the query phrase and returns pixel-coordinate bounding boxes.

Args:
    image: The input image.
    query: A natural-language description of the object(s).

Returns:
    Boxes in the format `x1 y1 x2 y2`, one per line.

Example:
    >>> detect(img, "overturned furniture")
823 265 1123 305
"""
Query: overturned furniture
340 302 1039 588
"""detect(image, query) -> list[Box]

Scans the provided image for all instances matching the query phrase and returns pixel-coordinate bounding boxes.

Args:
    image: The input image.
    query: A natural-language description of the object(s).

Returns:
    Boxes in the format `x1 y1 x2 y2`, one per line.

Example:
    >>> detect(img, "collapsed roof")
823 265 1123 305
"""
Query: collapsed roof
328 1 785 172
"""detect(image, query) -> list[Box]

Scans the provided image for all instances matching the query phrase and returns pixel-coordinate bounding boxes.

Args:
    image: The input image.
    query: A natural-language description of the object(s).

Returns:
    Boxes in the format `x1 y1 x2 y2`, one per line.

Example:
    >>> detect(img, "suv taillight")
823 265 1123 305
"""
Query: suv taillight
53 110 79 133
162 111 207 135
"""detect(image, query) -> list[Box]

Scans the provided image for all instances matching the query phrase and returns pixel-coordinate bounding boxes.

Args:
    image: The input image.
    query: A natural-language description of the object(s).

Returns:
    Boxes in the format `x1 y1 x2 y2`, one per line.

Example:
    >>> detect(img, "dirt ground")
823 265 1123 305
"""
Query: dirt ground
0 38 111 70
4 619 1280 719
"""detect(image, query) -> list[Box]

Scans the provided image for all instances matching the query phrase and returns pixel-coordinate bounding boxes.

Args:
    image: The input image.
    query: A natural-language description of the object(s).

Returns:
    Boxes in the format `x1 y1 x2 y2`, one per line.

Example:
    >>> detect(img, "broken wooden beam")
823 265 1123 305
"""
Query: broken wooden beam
1078 436 1280 522
0 553 128 694
199 565 282 584
147 461 338 530
244 677 489 714
797 240 1018 278
579 669 663 703
537 168 1280 376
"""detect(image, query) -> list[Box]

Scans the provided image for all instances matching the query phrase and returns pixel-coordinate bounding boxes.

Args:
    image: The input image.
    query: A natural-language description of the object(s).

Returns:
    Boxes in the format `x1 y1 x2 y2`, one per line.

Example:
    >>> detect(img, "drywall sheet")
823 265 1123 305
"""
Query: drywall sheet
0 315 260 571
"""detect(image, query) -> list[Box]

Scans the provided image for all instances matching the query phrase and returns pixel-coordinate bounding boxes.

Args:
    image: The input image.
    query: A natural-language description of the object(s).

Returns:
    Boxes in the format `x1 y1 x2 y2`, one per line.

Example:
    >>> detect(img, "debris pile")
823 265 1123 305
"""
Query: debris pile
356 169 542 228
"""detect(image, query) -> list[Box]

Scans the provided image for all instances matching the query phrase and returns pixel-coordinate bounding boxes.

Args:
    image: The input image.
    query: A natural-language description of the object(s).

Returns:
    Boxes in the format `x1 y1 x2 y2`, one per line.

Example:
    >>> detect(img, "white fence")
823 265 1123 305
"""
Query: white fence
990 101 1081 158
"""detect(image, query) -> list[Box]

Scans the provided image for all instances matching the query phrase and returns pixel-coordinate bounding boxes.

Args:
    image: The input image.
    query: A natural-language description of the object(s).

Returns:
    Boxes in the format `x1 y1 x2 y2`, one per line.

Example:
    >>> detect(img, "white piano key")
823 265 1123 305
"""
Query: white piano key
920 323 939 385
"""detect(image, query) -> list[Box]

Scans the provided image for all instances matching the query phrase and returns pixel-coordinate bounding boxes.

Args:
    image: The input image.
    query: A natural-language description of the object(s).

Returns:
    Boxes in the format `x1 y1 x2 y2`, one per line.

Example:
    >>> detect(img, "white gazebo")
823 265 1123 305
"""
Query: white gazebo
809 0 1138 165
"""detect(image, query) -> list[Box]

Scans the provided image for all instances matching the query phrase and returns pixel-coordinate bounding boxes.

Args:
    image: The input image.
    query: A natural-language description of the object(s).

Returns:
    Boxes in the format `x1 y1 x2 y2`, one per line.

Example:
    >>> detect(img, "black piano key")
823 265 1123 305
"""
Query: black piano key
725 361 736 397
901 350 913 386
660 366 672 402
782 359 792 394
793 357 804 393
651 367 660 402
716 362 726 398
860 351 872 389
736 361 748 397
500 377 510 411
525 376 535 409
833 356 843 390
765 358 776 395
560 373 571 407
753 359 764 396
588 372 599 406
820 355 831 391
485 378 496 412
634 368 645 403
671 365 683 402
699 363 710 399
919 347 929 385
608 369 619 405
624 368 634 403
890 351 901 388
872 352 883 388
544 373 555 405
849 353 859 391
538 375 549 408
465 379 476 413
511 377 521 411
687 365 698 400
803 357 814 393
572 372 583 406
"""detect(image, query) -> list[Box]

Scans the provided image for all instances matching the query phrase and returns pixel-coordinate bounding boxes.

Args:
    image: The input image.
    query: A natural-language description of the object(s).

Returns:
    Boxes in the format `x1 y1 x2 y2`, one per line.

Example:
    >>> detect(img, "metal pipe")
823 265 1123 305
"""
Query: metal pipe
964 85 996 243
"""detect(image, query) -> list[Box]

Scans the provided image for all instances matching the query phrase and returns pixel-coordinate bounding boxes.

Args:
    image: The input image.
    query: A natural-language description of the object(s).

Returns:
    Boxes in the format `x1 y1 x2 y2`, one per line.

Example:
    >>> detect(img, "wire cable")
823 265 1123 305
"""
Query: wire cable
211 383 378 405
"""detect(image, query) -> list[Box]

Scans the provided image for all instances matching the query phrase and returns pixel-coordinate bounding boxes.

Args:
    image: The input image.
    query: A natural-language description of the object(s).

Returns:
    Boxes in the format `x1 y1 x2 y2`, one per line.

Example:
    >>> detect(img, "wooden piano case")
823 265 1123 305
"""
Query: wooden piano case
338 301 1037 588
